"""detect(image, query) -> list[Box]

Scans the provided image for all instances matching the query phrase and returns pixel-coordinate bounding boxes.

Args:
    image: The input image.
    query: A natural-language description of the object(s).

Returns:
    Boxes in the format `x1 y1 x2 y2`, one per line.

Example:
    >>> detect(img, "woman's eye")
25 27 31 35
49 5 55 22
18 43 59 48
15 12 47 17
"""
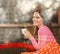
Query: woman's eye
33 16 40 19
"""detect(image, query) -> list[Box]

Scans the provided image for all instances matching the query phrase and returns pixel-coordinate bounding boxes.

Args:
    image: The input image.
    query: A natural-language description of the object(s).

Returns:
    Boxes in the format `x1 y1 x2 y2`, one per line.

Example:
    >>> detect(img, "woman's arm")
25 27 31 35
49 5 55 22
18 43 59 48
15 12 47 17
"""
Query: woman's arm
29 35 47 50
29 26 54 50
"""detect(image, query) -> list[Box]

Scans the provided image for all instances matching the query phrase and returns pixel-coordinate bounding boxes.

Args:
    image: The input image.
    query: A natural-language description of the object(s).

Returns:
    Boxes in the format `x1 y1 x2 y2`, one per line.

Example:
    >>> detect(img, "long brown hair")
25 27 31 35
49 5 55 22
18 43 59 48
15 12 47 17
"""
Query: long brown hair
32 2 60 44
32 2 43 35
33 2 53 35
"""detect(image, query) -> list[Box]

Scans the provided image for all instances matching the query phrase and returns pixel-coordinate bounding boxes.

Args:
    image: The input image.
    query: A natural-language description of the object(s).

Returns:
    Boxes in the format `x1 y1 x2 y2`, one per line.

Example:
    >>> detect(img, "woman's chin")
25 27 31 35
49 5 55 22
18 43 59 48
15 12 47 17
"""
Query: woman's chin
33 24 38 26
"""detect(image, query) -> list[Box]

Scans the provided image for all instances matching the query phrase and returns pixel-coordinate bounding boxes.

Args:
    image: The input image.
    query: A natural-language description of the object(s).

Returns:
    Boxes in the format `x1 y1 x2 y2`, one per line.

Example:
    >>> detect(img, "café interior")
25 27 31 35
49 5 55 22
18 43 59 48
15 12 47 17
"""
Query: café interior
0 0 60 54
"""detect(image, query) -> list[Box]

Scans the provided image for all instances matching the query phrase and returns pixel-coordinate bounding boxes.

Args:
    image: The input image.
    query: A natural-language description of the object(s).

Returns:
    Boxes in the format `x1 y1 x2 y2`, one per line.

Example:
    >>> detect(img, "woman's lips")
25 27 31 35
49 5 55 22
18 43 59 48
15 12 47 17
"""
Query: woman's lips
33 21 39 24
33 22 38 25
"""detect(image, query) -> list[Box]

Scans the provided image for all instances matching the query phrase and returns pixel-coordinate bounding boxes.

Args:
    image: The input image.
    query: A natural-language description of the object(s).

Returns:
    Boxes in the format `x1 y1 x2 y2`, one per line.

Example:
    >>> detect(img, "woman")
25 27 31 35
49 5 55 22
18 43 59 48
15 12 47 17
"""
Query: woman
21 7 60 54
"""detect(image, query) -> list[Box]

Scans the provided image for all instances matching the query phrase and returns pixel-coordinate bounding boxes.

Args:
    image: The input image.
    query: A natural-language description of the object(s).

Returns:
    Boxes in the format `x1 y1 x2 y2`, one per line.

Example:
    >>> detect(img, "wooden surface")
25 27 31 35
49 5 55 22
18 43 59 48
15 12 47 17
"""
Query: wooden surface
0 24 33 28
51 23 60 28
0 23 59 28
58 9 60 24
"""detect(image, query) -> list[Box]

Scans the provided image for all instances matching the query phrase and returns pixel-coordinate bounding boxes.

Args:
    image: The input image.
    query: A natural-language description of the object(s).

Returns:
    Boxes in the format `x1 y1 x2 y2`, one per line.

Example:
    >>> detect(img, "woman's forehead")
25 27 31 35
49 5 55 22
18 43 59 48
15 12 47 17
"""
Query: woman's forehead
33 12 40 16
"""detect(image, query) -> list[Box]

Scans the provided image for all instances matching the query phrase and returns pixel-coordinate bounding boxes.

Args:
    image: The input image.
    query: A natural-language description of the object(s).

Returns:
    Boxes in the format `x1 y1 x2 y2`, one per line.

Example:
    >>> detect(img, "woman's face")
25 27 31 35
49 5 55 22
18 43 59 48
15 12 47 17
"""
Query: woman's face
32 12 43 26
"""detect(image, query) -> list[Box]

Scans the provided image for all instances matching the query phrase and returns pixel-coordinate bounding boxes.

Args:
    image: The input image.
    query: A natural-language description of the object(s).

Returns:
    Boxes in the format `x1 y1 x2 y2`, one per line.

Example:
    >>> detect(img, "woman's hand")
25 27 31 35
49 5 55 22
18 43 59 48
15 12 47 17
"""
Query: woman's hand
21 29 32 39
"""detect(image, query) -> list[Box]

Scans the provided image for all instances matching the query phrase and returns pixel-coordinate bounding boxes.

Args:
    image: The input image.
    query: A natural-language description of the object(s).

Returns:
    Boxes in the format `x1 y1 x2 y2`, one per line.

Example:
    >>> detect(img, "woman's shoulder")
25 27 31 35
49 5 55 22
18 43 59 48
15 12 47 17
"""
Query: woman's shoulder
38 25 54 36
38 25 49 32
38 26 48 34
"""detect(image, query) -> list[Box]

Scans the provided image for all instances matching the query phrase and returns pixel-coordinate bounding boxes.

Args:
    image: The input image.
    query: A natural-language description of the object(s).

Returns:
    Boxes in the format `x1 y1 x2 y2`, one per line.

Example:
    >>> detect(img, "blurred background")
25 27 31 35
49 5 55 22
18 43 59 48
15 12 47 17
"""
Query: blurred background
0 0 60 44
